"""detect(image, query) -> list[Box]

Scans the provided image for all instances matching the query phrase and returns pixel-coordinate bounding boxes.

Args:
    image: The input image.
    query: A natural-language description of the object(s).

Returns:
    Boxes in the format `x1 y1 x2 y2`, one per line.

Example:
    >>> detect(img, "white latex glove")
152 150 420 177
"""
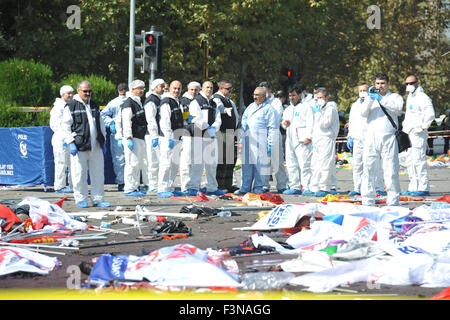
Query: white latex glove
225 107 233 117
413 127 424 134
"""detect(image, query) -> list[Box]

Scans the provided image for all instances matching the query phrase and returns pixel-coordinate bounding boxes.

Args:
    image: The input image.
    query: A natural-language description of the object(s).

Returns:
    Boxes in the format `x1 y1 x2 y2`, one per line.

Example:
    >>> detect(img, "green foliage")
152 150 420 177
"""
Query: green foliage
0 58 53 106
0 103 50 127
0 0 448 114
57 74 117 106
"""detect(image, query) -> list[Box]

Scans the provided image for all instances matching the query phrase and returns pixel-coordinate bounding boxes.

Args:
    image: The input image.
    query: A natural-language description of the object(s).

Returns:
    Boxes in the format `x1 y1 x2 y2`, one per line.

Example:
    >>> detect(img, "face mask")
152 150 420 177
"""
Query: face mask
359 91 368 99
406 84 416 93
316 98 325 107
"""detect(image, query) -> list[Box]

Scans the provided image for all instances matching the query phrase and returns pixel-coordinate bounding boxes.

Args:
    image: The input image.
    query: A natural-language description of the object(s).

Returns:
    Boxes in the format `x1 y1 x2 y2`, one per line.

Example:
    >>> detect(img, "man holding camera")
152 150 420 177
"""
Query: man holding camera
360 73 403 206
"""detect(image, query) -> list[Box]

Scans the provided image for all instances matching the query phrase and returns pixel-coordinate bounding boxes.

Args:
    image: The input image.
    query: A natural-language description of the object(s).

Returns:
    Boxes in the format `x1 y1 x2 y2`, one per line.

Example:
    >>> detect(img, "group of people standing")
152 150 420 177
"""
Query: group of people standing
49 72 435 209
50 78 240 208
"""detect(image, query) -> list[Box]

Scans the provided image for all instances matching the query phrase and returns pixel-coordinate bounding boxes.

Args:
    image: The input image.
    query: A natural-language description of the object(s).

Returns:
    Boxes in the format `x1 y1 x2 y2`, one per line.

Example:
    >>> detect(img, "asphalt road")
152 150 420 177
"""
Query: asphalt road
0 158 449 300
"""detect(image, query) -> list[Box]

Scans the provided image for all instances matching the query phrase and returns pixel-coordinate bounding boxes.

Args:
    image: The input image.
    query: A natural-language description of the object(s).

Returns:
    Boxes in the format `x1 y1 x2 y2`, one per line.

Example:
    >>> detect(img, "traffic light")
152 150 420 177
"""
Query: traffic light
287 68 295 85
134 30 147 73
144 32 157 58
144 30 163 72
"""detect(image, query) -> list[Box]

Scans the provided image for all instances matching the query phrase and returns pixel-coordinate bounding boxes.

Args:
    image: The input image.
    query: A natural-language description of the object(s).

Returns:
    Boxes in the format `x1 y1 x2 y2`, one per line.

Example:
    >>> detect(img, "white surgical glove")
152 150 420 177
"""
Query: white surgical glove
413 127 424 134
225 107 232 117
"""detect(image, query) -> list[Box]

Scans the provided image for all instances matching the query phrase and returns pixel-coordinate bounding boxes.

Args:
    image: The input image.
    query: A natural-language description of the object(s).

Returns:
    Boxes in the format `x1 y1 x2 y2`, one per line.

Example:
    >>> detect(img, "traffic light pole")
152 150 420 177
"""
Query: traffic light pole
128 0 136 84
149 60 155 87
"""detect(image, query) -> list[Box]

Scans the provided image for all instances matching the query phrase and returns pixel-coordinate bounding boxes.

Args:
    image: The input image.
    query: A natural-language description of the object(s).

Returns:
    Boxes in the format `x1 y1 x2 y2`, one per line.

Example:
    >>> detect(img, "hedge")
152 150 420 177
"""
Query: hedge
0 59 118 127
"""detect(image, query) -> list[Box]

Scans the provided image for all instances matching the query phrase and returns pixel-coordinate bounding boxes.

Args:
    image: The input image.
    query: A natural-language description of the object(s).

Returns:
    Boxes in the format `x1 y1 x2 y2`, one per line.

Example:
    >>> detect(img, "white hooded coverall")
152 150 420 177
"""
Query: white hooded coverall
50 97 72 190
309 101 339 193
283 94 314 191
360 92 404 206
402 86 435 193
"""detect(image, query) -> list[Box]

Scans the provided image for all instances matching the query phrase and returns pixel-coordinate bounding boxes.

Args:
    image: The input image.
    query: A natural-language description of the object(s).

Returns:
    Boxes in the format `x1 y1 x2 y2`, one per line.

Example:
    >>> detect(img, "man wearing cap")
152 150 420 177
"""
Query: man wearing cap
101 83 128 192
50 85 74 193
179 81 201 194
120 80 148 197
143 78 166 193
62 80 111 208
213 79 241 193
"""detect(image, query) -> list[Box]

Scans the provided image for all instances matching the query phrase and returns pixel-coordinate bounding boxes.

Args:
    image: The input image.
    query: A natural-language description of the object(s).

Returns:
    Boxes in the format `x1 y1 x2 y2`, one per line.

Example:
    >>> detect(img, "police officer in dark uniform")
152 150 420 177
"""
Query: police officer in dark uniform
213 79 241 193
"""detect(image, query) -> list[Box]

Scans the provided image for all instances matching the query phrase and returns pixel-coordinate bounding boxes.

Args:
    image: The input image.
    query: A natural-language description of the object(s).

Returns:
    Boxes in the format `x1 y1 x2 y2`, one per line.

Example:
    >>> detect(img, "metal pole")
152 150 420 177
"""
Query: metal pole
128 0 136 84
150 61 155 87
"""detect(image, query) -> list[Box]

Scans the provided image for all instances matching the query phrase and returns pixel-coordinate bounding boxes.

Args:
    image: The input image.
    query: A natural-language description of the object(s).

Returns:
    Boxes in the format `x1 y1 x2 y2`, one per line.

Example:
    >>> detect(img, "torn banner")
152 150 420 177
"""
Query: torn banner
88 243 241 288
0 246 60 276
18 197 87 233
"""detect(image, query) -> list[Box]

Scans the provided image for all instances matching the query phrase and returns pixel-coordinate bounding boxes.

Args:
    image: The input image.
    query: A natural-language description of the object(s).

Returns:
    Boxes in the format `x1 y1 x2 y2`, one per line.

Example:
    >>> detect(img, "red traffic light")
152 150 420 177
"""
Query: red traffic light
287 70 292 78
146 34 154 45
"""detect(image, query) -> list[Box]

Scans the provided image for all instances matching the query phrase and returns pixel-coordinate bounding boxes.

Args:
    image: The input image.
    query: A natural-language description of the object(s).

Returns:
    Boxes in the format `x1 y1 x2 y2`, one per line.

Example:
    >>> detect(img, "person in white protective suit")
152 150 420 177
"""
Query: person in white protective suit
346 83 385 196
401 75 435 197
264 90 289 193
120 80 149 197
62 81 111 208
50 85 74 193
178 81 201 194
360 73 404 206
235 86 278 195
185 81 224 196
101 83 128 191
157 80 186 197
143 78 166 193
281 83 314 195
309 87 340 197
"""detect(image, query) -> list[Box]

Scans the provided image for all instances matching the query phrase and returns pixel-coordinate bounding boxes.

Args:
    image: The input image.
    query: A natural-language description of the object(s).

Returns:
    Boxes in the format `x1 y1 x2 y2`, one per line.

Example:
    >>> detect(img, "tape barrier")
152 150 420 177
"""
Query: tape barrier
16 106 106 112
336 130 450 142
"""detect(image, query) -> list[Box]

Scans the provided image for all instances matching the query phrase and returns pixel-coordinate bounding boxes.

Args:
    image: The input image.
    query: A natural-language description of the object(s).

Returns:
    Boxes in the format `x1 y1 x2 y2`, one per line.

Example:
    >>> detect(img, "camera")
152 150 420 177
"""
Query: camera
369 87 379 94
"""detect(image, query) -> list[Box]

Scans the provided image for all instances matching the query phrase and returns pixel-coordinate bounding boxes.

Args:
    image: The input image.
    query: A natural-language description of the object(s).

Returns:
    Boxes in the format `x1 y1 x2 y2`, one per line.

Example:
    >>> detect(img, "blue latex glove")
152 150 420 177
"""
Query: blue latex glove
152 138 159 148
368 86 382 101
207 126 216 138
117 139 123 149
69 143 78 156
63 141 67 147
187 115 194 124
267 144 272 155
168 139 175 149
347 137 354 150
110 121 116 134
127 139 134 150
313 105 321 113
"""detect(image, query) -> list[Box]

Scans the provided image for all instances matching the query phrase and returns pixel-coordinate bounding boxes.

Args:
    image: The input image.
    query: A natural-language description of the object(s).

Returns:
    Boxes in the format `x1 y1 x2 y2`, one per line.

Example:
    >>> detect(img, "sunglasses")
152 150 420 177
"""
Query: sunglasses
223 87 233 91
405 81 417 86
82 89 92 93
